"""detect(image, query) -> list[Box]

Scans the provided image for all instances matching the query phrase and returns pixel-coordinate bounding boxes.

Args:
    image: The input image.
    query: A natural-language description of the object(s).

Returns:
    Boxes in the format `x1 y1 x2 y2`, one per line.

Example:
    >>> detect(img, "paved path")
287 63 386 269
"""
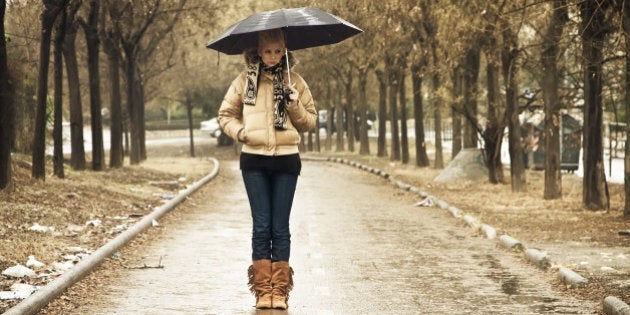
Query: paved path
71 160 596 314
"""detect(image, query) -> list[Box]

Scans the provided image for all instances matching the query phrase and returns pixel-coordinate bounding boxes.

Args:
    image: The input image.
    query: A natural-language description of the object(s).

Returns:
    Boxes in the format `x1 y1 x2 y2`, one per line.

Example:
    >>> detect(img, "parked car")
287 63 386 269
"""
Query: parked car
318 109 373 139
200 117 222 138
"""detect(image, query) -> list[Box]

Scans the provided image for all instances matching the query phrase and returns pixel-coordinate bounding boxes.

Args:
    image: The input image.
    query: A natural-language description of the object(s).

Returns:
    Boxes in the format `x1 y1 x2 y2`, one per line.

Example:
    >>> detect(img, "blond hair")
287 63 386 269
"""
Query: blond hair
258 29 285 48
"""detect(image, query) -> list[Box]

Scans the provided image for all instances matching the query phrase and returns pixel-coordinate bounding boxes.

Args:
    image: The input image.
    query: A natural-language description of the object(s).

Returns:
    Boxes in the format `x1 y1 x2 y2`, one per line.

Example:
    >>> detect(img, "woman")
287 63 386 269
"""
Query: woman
217 29 317 310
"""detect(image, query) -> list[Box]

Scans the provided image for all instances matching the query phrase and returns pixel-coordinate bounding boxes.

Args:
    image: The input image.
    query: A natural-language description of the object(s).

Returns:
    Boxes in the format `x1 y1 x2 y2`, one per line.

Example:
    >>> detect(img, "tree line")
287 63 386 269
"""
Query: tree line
0 0 221 178
289 0 629 215
0 0 628 215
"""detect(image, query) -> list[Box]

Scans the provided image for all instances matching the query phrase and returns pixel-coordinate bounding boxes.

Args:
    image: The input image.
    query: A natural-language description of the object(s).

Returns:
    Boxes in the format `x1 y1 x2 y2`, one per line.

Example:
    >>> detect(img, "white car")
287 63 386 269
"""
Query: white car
200 117 222 138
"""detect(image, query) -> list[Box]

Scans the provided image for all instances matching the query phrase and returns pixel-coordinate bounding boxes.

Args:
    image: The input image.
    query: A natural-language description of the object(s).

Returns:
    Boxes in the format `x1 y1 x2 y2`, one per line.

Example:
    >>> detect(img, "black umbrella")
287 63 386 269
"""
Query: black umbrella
206 7 363 55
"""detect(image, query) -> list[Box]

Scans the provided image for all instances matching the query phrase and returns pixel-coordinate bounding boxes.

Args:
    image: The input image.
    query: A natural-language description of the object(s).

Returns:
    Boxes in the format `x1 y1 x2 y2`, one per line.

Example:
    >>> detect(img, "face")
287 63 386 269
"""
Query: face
258 41 285 67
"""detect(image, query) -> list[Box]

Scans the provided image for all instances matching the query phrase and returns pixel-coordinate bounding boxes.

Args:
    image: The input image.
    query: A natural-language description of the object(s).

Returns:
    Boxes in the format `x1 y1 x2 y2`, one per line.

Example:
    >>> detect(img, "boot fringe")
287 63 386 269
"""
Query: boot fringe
286 267 294 294
247 264 257 296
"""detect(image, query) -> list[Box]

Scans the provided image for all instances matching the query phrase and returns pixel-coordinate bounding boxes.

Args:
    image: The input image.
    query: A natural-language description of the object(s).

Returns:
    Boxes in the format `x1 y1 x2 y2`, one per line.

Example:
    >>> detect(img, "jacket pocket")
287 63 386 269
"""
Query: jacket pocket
242 128 267 146
275 129 300 146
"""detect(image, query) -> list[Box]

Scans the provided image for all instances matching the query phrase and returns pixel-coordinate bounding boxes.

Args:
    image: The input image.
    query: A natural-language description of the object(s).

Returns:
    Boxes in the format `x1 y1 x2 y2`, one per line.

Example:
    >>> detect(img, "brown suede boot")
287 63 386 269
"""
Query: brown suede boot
247 259 272 309
271 261 294 309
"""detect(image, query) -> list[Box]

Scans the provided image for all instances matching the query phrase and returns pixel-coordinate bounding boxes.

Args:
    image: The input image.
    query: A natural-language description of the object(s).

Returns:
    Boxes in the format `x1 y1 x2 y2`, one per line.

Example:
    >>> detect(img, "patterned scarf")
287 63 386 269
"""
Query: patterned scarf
243 61 288 130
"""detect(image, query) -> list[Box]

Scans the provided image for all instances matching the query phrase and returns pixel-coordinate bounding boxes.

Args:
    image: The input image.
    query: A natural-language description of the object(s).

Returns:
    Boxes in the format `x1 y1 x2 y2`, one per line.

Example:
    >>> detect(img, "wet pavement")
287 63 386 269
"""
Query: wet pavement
70 159 597 314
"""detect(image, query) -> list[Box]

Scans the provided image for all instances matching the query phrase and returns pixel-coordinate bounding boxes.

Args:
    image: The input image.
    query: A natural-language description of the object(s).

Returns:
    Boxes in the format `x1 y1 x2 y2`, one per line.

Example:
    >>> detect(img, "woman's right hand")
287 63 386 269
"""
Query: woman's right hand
286 83 298 102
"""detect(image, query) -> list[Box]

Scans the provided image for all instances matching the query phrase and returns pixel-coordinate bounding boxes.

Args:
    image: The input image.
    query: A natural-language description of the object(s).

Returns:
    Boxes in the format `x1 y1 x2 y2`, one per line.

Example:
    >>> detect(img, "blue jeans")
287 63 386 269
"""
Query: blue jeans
242 170 298 262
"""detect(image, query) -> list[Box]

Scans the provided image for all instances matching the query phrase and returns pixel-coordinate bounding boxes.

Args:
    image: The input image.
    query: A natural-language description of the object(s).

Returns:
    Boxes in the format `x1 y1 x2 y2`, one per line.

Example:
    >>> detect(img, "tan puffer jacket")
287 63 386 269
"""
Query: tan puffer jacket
218 68 317 156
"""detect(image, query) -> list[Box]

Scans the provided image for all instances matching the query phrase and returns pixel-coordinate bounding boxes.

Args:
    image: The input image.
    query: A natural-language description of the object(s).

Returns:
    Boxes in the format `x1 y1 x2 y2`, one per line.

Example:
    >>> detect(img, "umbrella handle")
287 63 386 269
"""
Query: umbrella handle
285 48 291 86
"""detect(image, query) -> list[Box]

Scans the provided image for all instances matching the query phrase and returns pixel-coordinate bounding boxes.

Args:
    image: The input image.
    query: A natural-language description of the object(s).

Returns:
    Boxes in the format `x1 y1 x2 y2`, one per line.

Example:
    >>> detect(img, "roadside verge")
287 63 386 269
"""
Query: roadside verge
3 158 220 315
304 156 630 315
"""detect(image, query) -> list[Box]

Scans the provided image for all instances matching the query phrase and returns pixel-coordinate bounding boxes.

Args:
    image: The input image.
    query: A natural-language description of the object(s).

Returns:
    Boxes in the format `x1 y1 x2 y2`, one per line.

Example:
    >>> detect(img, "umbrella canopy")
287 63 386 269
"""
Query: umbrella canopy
206 7 363 55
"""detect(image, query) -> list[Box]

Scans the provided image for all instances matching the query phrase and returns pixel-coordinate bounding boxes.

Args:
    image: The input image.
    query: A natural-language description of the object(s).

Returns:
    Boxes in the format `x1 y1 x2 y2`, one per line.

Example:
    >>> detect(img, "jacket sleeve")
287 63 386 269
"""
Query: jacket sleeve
218 73 246 142
287 73 317 133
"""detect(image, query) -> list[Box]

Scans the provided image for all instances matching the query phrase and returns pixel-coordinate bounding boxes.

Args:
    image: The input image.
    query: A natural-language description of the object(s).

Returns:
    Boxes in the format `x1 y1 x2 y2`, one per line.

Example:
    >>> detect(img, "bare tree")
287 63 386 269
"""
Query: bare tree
541 0 569 199
334 80 345 152
357 63 372 155
503 12 526 192
332 65 353 152
32 0 67 179
387 54 401 162
463 48 481 149
481 6 506 184
411 60 430 167
343 67 355 153
52 6 65 178
623 0 630 216
348 3 378 156
399 70 409 164
0 0 12 190
80 0 104 170
428 36 444 169
62 0 86 171
117 0 188 165
184 92 195 157
447 1 483 152
409 4 431 167
450 67 463 160
418 1 445 168
100 0 124 168
375 69 388 158
580 0 611 210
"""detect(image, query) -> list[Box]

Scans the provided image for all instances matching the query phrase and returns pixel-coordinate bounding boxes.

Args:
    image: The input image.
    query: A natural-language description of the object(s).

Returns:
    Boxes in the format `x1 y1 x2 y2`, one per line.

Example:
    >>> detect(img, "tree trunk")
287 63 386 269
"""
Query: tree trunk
504 69 525 191
124 45 141 165
135 73 146 161
101 20 124 168
307 129 313 152
388 64 401 161
485 56 504 184
431 44 443 169
33 1 65 179
0 0 13 190
400 70 409 164
53 10 65 178
358 68 370 155
542 0 568 199
433 102 444 169
411 63 430 167
345 71 355 152
62 4 85 171
503 24 526 192
451 67 463 160
84 0 104 170
580 0 610 210
335 92 344 152
186 95 195 157
624 1 630 217
324 84 332 151
375 70 387 157
108 51 123 167
463 48 480 149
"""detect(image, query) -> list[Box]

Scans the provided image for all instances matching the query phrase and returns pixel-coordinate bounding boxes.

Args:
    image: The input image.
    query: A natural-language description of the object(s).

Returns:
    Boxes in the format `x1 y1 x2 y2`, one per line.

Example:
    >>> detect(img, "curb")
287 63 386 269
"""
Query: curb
3 158 221 315
305 155 629 313
603 296 630 315
558 267 589 288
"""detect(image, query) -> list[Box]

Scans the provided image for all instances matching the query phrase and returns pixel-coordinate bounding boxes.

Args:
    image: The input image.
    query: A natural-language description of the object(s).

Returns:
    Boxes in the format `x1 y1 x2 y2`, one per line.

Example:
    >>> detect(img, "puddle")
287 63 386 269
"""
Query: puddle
474 254 582 313
476 254 521 295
